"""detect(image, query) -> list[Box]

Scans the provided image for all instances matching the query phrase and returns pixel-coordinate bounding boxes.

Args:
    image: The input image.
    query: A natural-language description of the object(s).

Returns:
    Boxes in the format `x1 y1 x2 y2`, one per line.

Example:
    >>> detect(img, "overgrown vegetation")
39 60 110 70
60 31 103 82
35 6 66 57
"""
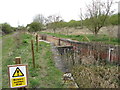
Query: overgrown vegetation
71 64 119 88
2 32 65 88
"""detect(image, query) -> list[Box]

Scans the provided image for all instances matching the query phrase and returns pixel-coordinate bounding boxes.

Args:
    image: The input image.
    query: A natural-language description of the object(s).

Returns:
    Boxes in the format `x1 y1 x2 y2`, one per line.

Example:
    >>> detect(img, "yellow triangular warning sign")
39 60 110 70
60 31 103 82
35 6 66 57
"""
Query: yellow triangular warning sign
12 67 24 77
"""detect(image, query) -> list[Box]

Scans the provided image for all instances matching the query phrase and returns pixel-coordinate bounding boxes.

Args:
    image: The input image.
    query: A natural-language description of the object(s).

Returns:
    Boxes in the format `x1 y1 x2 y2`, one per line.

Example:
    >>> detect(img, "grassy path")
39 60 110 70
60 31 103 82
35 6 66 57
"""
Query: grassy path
29 42 65 88
2 32 65 88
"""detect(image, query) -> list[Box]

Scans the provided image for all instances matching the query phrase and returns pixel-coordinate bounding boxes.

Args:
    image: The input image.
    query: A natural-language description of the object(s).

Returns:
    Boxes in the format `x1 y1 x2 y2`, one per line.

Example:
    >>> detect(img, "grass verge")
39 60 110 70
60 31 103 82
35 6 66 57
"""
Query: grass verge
2 32 65 88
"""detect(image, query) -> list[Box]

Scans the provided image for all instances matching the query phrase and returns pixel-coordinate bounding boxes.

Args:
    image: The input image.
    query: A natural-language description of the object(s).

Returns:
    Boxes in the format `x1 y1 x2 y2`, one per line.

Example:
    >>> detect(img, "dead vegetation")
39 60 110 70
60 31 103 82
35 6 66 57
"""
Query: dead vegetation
71 52 119 88
66 48 119 88
71 64 119 88
81 55 96 65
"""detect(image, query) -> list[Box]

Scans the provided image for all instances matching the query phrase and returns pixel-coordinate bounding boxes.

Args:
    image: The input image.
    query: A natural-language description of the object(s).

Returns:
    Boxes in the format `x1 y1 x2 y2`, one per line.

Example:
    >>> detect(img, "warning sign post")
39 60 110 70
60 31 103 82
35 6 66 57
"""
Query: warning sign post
8 64 28 88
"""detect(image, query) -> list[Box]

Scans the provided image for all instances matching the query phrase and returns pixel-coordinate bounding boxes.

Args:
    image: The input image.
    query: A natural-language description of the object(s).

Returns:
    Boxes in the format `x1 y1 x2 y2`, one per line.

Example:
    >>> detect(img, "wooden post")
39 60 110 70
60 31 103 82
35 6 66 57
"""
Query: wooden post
15 57 27 90
15 57 21 64
31 40 35 68
58 38 61 46
36 34 39 52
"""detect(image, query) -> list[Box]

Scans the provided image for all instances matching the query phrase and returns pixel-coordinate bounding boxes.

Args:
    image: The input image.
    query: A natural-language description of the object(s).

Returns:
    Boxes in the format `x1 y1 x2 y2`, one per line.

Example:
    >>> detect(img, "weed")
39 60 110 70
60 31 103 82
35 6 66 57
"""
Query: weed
29 79 40 88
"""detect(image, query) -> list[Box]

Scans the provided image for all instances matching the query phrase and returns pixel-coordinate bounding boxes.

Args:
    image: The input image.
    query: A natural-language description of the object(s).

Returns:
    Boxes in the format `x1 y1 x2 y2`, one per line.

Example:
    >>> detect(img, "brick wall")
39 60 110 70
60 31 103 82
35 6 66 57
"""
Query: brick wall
39 34 120 64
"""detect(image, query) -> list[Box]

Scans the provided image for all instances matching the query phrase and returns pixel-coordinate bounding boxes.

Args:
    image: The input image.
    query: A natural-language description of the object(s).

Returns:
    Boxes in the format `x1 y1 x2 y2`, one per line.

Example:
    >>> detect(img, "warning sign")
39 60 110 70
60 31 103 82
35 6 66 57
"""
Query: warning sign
12 67 24 77
8 65 28 88
12 77 26 87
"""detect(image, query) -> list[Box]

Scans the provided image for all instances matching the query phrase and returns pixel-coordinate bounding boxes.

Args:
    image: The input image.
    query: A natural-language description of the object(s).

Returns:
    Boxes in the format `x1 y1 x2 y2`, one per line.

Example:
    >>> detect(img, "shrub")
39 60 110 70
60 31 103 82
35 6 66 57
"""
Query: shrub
27 22 43 32
2 23 13 34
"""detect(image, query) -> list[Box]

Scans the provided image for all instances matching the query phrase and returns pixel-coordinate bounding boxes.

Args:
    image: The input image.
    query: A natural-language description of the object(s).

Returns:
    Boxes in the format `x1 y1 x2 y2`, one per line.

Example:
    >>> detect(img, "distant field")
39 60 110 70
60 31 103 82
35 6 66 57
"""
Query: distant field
43 25 118 38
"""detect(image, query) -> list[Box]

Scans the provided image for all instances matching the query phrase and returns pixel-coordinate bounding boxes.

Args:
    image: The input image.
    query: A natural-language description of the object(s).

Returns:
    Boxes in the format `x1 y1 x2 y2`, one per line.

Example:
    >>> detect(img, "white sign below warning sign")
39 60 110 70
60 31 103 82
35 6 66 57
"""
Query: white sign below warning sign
8 65 28 88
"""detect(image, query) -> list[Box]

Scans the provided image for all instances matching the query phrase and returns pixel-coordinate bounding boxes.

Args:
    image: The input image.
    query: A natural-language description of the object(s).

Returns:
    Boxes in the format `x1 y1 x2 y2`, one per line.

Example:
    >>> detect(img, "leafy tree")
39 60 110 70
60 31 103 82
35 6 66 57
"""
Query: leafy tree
2 23 13 34
27 22 43 32
57 20 68 28
67 20 81 27
109 14 119 25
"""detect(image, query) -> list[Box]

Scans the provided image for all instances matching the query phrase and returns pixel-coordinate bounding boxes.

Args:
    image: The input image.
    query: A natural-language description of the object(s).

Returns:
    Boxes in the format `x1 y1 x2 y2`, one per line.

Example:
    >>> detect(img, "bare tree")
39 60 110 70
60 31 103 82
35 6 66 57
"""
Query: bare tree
46 15 62 23
33 14 45 24
46 15 62 33
80 8 83 29
84 0 114 36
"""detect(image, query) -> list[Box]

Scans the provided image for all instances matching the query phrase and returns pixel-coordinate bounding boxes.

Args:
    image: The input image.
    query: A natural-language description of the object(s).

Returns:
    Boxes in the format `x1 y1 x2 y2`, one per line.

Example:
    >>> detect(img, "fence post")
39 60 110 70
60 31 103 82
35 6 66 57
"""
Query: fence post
58 38 61 46
15 57 27 90
15 57 21 64
36 34 39 52
31 40 35 68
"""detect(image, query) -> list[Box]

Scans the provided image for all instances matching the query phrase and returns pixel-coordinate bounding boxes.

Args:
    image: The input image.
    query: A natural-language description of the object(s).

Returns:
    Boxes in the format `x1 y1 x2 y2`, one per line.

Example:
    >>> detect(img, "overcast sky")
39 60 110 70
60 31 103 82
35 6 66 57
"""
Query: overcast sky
0 0 119 27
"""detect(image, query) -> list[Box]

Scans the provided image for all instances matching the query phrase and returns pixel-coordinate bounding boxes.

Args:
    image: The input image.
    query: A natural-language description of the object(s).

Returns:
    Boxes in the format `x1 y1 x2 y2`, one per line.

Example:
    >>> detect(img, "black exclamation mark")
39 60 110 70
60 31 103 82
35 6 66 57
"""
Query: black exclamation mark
17 69 19 76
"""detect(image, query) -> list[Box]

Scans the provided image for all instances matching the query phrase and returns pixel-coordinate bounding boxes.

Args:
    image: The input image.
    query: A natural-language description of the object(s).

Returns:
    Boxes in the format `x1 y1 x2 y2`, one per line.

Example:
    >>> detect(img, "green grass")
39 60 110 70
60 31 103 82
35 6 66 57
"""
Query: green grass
39 32 120 45
0 38 2 89
2 32 33 88
29 42 65 88
2 32 65 88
